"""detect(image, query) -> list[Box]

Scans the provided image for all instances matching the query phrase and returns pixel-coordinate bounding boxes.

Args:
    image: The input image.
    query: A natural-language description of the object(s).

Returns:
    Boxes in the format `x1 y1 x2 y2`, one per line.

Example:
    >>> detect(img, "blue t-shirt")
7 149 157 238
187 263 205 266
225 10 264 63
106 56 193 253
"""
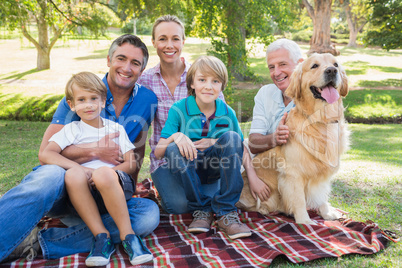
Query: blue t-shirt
51 74 158 143
161 96 243 141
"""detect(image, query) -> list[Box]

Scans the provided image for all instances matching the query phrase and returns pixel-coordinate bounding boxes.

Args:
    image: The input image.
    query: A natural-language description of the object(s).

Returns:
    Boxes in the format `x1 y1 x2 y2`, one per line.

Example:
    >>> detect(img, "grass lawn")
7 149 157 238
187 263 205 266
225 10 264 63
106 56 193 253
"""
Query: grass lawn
0 35 401 267
0 120 401 267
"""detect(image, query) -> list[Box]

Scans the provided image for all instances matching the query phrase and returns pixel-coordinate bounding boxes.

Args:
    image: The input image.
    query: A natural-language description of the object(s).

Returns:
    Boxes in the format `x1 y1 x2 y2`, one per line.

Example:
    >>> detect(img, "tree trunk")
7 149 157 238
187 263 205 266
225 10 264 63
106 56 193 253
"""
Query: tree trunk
303 0 339 56
36 0 50 70
133 18 137 36
225 0 249 81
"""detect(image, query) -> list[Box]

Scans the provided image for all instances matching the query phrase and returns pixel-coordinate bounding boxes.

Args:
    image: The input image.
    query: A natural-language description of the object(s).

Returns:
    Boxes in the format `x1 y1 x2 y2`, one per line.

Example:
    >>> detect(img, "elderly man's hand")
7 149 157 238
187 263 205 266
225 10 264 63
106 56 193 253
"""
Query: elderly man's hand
274 112 289 146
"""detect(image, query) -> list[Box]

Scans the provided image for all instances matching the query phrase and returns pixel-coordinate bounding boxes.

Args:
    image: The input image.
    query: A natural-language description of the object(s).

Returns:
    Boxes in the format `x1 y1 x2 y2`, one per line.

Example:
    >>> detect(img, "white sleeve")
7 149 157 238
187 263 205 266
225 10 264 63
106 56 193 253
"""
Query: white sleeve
118 125 135 155
249 87 273 135
48 123 77 150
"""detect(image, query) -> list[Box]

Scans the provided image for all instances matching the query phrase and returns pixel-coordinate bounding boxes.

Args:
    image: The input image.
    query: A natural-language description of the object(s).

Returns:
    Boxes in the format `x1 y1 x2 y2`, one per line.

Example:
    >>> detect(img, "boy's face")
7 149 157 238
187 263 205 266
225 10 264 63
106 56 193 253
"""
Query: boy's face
191 70 222 106
67 84 105 125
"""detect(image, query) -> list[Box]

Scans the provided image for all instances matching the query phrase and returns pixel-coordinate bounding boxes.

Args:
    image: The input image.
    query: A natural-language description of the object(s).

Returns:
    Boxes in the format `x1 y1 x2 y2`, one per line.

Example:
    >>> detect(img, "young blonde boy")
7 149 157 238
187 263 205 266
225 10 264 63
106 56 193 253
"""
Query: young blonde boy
155 56 257 239
39 72 152 266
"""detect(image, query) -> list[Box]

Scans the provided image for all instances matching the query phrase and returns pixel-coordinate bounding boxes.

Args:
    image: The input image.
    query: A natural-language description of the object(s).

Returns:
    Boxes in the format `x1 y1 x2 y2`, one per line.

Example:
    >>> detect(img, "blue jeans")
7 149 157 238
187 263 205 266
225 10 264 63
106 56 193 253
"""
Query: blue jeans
162 131 244 217
0 165 160 261
151 166 220 214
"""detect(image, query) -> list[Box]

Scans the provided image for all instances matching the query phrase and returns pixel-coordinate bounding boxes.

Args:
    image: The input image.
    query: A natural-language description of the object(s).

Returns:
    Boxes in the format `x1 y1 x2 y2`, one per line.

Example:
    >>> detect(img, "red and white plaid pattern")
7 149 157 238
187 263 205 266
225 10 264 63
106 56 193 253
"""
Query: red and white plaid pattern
1 180 397 267
137 59 190 173
1 212 396 268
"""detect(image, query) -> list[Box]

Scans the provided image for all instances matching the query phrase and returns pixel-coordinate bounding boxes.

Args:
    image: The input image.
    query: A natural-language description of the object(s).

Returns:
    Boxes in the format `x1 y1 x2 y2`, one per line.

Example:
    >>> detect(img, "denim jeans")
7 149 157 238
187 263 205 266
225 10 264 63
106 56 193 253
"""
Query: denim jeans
0 165 160 261
151 165 220 214
162 131 244 217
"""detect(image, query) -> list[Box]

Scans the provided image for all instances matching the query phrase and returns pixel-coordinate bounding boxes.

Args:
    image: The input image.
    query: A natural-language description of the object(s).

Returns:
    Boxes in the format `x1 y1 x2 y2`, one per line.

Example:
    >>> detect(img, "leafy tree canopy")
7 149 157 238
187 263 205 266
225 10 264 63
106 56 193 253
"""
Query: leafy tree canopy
364 0 402 50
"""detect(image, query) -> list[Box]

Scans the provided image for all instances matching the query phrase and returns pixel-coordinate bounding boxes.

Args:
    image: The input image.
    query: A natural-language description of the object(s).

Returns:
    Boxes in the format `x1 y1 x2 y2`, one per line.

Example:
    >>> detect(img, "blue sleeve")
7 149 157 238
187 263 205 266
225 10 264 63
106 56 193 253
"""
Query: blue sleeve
51 97 80 125
160 104 182 139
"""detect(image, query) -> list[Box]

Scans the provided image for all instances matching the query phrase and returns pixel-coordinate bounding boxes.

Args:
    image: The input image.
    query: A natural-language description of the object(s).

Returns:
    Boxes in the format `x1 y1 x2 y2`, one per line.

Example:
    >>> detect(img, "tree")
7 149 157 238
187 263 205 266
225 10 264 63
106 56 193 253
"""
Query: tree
341 0 370 47
302 0 339 55
0 0 118 70
364 0 402 50
191 0 296 81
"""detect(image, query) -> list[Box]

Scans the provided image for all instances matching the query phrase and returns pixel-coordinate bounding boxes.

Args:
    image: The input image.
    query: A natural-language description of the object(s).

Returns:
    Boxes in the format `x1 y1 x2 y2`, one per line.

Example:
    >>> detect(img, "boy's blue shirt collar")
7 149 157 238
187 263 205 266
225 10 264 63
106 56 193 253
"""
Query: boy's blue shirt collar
185 95 228 117
102 73 138 105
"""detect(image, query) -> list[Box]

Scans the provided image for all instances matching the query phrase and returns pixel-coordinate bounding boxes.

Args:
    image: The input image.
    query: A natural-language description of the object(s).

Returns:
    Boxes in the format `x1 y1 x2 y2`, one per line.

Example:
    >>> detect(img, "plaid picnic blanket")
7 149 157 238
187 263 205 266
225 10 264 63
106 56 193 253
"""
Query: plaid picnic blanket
1 180 397 267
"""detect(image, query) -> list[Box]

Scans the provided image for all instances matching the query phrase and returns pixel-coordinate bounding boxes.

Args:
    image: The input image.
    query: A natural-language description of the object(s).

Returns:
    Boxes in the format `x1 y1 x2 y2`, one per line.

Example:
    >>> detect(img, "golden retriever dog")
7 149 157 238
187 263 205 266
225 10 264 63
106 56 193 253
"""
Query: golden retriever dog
237 53 349 225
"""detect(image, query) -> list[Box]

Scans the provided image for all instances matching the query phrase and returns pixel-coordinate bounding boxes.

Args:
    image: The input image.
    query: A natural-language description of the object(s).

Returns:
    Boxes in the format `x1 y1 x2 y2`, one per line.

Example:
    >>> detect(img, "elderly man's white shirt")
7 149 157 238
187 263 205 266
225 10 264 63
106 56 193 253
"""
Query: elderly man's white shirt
249 84 295 136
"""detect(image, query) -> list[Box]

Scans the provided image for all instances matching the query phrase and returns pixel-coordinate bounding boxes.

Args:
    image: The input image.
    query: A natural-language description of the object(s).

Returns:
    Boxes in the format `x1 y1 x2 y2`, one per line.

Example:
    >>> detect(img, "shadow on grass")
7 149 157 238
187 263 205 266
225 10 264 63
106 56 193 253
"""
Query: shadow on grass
340 47 402 57
74 48 108 60
347 124 402 166
357 79 402 88
0 68 42 80
0 93 63 122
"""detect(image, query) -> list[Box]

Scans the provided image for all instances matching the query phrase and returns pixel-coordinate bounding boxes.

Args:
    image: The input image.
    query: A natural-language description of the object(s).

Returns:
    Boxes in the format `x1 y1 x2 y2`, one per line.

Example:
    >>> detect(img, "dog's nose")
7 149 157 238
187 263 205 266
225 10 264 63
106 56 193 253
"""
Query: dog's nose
325 67 338 75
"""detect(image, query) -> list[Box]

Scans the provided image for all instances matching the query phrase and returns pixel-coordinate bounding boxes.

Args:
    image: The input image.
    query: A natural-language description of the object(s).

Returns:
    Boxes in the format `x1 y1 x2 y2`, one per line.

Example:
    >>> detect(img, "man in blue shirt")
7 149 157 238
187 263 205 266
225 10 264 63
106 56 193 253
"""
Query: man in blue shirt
0 35 159 262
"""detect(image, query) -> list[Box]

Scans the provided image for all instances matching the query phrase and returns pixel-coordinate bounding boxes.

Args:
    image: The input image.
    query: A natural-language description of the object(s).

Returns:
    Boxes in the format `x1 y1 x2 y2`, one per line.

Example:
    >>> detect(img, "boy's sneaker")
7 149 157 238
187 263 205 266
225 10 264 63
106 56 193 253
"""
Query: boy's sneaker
188 210 214 233
85 233 115 267
122 234 153 265
217 211 252 239
3 227 40 262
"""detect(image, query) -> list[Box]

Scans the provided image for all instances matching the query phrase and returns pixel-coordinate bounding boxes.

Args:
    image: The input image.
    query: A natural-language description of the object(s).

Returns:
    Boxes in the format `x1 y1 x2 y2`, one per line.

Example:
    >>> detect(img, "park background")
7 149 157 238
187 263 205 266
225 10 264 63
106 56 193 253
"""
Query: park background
0 0 401 267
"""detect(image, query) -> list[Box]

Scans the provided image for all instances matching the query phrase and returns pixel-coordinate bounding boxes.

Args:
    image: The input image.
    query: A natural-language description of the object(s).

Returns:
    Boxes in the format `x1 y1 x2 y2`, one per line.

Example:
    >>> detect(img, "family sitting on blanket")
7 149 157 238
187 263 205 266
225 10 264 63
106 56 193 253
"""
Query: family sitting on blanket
0 14 304 264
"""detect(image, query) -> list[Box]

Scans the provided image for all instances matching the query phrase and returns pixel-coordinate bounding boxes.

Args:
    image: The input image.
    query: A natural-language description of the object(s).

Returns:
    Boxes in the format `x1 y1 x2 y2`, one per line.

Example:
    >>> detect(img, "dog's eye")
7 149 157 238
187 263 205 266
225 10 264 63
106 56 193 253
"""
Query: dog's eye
311 64 319 69
334 63 339 67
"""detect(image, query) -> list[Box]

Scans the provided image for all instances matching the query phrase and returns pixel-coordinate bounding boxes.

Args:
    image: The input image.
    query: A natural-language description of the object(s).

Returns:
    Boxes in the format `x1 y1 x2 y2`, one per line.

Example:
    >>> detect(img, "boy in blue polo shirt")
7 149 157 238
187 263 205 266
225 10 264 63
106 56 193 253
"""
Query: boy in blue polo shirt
154 56 252 239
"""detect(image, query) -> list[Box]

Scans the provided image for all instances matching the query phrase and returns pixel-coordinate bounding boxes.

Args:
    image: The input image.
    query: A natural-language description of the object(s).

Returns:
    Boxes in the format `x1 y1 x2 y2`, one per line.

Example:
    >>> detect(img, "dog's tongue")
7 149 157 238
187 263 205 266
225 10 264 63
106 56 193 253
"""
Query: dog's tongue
321 86 339 104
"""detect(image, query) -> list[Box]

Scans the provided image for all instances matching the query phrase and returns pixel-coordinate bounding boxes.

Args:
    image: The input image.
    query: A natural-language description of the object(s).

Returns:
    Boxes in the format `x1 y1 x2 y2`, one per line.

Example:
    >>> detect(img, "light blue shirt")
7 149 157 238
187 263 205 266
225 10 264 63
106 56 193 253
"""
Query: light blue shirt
161 96 243 141
249 84 295 135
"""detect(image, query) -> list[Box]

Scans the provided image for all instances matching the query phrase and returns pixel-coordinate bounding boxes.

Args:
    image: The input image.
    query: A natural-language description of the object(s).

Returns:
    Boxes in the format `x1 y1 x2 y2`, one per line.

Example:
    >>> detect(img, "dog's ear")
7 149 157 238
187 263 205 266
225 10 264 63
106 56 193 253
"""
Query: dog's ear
285 63 303 100
338 65 349 97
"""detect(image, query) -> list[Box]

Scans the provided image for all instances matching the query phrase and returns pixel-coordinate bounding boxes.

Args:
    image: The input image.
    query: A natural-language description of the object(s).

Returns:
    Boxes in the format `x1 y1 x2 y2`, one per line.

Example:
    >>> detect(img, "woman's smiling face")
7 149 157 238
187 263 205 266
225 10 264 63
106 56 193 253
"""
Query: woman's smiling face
152 21 185 64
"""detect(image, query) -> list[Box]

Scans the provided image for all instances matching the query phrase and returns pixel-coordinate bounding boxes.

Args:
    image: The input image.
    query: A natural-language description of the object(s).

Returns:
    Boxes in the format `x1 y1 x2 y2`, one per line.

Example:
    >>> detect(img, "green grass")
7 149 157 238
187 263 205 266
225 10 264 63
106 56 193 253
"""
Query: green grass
343 90 402 123
1 120 401 267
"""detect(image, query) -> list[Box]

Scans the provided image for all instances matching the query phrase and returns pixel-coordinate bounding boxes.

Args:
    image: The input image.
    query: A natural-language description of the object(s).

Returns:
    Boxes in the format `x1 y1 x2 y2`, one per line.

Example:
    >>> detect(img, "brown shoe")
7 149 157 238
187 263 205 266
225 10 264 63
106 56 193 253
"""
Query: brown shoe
188 210 214 233
217 211 251 239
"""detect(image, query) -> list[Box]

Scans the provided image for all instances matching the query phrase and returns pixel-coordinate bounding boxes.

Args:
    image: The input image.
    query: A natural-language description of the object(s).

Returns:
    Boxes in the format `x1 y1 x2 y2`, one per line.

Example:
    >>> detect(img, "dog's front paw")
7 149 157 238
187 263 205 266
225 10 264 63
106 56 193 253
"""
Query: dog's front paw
296 218 317 225
319 205 343 220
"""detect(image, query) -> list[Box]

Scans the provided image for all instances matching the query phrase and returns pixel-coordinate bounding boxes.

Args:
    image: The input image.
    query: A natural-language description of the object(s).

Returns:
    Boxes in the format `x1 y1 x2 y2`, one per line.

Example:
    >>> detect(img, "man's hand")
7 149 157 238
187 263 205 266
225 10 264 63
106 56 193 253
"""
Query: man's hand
96 132 123 165
194 138 217 151
173 133 197 161
273 112 289 146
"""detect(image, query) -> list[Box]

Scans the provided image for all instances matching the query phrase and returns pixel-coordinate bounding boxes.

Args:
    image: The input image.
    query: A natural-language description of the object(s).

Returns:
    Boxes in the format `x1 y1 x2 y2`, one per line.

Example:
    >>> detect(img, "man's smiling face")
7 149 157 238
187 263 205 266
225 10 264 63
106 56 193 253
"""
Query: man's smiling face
107 42 144 91
267 48 298 93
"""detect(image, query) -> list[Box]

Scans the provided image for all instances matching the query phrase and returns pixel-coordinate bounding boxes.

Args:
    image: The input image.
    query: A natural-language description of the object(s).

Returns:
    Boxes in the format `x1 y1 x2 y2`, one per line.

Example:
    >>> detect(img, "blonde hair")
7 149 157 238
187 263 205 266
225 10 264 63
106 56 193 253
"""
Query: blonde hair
152 15 185 41
65 72 107 103
186 56 228 96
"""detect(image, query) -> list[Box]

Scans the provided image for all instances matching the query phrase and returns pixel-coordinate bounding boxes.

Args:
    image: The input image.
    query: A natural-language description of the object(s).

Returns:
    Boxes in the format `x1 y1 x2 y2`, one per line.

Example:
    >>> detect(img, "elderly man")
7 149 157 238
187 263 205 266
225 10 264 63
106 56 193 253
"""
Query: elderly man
0 35 159 262
246 38 304 201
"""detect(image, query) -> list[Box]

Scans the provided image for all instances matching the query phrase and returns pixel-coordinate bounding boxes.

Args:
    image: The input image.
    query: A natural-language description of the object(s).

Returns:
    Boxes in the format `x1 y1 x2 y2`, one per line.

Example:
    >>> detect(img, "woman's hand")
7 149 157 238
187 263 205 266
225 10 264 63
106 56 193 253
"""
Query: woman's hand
172 133 198 161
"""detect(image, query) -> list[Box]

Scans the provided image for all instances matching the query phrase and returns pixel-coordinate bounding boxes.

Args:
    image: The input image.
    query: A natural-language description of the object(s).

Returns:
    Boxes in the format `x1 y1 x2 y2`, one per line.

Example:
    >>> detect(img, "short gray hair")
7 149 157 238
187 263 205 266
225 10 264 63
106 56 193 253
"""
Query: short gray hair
108 34 149 71
266 39 303 64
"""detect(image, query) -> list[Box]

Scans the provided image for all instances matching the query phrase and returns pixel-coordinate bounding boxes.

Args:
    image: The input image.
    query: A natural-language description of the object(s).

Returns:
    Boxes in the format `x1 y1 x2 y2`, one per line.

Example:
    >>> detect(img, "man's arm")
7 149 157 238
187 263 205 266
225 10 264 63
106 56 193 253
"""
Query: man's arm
38 123 121 166
248 112 289 154
129 130 148 184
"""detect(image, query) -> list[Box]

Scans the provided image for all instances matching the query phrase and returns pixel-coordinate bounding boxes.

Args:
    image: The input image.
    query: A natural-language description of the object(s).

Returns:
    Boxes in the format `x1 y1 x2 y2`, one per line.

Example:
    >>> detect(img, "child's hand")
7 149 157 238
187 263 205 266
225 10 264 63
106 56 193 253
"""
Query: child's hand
81 167 95 187
249 174 270 202
194 138 217 151
172 133 197 161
